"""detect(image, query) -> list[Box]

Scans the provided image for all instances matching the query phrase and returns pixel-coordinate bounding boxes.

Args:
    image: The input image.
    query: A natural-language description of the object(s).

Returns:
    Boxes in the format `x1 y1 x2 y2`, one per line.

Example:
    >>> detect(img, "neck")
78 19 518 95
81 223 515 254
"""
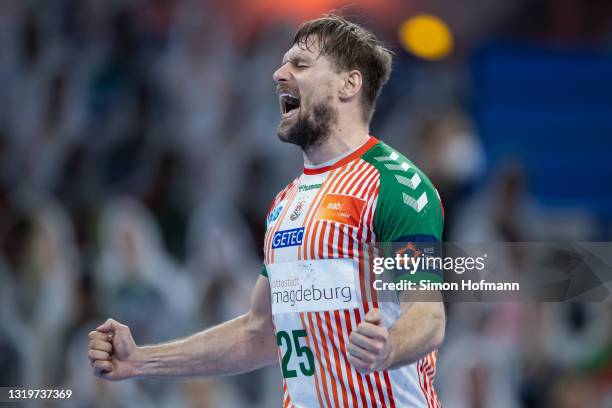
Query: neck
303 117 370 166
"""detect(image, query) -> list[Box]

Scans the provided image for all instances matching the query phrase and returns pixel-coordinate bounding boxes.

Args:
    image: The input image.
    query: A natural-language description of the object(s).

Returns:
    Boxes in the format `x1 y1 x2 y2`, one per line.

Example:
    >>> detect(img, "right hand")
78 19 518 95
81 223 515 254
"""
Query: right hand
88 318 139 381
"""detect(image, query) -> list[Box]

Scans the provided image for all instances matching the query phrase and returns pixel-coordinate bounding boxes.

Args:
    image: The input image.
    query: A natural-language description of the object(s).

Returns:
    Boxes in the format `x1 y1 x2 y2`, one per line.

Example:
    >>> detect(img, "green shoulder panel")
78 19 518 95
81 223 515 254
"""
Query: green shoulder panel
362 141 444 242
362 141 444 284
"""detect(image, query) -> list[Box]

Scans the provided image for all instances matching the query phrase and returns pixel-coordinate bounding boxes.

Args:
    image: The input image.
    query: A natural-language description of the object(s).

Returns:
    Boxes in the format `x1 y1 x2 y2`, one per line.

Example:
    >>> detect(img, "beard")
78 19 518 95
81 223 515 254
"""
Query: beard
277 99 338 154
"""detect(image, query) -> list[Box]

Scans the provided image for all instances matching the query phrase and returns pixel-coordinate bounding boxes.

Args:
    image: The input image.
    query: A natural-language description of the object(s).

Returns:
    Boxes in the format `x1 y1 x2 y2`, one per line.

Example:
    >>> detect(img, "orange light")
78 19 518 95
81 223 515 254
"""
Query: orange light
399 14 453 60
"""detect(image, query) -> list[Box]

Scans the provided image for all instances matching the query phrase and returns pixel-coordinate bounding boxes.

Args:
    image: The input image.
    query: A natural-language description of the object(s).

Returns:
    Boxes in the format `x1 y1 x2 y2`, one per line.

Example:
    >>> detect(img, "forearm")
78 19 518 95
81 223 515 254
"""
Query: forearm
386 301 445 370
133 313 277 379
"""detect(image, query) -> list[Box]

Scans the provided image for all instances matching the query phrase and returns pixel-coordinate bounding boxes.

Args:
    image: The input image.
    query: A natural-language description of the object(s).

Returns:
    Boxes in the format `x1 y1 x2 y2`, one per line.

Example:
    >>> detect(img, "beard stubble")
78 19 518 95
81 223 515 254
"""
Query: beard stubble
277 98 338 154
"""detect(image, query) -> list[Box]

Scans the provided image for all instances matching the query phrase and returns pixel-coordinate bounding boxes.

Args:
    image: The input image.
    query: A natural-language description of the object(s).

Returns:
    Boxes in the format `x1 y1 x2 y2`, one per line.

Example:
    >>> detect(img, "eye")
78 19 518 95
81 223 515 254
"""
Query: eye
297 64 309 70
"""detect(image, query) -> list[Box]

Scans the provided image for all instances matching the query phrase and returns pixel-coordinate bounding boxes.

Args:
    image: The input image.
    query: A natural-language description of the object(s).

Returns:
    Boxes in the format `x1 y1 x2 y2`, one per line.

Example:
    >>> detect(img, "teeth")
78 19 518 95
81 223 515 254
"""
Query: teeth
279 92 300 115
280 93 299 101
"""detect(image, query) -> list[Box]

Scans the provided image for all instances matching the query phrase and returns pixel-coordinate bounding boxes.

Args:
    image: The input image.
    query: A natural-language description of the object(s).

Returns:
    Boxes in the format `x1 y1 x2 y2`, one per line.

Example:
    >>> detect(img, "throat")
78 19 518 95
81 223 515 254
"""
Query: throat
304 135 371 169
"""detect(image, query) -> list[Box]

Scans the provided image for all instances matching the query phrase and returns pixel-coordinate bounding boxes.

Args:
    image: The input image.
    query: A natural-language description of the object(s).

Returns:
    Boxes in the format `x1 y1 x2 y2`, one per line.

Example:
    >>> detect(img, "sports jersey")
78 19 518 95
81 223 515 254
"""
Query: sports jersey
262 136 444 408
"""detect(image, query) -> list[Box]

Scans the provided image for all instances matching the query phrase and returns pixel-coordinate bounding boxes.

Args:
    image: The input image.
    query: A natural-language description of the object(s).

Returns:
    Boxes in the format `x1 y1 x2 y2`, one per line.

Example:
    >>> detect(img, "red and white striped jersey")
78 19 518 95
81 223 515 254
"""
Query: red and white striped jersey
262 136 444 408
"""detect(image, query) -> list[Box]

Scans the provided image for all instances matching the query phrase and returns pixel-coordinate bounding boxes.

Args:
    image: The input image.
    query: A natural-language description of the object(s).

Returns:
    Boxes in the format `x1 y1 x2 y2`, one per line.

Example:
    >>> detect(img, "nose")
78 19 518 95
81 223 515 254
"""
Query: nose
273 63 291 84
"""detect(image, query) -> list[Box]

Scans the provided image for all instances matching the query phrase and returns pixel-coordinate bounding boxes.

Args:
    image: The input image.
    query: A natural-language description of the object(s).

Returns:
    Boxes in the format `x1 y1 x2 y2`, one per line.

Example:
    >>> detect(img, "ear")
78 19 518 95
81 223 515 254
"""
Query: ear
339 70 362 101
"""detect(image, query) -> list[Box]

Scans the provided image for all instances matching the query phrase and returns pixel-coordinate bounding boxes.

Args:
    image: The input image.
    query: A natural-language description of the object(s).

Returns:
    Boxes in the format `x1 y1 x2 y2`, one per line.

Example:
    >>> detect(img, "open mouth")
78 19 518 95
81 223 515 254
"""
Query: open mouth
279 92 301 119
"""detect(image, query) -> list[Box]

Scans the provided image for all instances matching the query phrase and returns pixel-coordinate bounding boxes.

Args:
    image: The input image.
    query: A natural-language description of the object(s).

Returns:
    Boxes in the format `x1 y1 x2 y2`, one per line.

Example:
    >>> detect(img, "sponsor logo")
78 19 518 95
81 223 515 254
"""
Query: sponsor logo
272 227 305 249
268 204 284 223
396 242 422 259
289 199 306 221
271 283 353 307
268 258 359 314
316 194 366 228
298 183 323 192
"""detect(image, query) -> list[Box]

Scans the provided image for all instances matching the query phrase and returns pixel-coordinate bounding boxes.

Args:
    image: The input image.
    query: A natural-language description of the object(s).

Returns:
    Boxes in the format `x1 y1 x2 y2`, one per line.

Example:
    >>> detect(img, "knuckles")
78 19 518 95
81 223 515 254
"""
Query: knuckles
356 322 370 332
89 339 113 352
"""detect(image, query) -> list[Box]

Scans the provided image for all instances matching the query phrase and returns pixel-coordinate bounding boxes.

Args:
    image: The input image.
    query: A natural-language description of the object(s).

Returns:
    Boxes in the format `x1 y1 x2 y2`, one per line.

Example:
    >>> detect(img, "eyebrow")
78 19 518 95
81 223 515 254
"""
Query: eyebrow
282 54 309 65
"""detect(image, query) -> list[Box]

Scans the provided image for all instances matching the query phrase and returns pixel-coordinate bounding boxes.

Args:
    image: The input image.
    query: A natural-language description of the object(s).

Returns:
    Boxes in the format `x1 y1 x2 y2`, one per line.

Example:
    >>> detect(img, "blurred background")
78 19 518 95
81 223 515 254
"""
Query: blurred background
0 0 611 407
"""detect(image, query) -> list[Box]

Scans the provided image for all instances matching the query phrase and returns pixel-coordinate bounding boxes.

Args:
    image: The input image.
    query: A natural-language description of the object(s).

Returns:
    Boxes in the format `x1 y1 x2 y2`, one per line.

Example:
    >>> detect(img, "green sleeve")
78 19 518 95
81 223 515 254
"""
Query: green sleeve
362 142 444 284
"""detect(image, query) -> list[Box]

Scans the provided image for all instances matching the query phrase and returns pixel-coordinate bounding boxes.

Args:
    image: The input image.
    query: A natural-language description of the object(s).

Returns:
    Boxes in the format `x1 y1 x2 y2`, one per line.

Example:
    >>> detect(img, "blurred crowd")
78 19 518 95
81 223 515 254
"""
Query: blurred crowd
0 0 610 407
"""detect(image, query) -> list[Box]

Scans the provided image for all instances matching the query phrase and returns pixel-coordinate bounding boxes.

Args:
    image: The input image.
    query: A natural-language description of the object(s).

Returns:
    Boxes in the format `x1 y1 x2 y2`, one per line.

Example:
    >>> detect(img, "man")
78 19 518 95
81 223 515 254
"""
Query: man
89 14 445 407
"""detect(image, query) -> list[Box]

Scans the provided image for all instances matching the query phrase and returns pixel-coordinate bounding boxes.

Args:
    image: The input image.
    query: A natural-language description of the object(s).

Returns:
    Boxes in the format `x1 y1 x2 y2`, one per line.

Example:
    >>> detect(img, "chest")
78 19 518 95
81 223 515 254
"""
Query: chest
264 171 375 265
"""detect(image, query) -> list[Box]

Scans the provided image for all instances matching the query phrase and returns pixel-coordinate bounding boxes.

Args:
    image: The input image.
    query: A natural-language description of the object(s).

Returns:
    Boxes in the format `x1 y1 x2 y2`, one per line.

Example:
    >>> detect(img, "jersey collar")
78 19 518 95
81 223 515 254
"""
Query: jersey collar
303 136 379 175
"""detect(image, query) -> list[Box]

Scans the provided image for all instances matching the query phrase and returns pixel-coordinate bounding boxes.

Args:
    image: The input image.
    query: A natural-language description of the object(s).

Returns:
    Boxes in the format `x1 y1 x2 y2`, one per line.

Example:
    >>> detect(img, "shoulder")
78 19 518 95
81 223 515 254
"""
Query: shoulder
362 141 440 210
274 176 300 203
265 176 300 224
361 140 444 241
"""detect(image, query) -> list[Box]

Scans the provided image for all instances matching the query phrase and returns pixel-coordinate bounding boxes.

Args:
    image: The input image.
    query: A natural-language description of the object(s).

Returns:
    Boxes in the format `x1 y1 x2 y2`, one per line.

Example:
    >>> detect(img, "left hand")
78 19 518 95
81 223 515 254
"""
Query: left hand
347 309 393 374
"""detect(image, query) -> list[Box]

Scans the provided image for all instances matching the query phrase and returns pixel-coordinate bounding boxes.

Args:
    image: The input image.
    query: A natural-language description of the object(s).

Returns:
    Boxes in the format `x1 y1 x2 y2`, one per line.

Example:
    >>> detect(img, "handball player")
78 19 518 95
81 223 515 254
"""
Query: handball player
89 14 445 407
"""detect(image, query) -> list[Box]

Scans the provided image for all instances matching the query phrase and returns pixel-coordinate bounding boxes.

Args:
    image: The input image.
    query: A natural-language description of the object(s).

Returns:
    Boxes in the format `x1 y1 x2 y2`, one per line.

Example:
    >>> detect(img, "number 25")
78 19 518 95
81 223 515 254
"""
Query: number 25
276 329 315 378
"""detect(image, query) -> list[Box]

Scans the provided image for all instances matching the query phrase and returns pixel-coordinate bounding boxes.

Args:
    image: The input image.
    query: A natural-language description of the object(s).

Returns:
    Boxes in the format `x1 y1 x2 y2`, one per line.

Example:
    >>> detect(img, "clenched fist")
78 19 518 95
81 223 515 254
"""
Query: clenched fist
88 318 140 381
347 309 393 374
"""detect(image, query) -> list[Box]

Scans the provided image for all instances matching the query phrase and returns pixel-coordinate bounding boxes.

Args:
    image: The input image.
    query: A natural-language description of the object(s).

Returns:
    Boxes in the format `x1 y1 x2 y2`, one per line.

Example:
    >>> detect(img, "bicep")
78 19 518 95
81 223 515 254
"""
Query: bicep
399 298 445 320
249 275 273 326
398 295 446 346
398 289 445 319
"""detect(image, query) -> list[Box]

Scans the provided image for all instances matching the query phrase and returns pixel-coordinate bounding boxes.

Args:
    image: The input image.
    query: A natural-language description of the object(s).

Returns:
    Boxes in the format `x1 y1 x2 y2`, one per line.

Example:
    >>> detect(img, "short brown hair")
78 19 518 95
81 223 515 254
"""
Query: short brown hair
292 14 393 123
